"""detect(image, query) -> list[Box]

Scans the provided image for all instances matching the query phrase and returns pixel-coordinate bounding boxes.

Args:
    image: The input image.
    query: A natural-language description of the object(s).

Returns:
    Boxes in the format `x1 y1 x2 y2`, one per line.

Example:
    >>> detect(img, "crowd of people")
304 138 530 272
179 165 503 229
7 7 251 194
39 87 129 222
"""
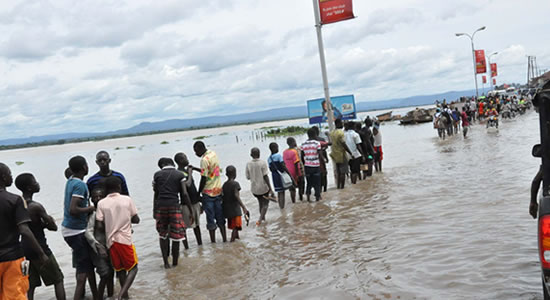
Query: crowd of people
0 116 383 300
433 93 533 139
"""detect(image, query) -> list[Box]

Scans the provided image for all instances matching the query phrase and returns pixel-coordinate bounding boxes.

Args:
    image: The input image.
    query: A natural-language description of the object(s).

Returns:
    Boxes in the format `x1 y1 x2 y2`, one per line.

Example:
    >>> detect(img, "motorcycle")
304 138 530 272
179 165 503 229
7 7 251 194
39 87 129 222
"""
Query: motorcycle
486 115 498 129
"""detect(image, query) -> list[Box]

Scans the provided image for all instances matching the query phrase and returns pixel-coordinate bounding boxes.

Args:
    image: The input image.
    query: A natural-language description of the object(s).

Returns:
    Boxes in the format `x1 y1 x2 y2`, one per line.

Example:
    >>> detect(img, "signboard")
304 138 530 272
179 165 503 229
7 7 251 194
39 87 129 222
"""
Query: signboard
307 95 356 124
491 63 498 77
475 50 486 74
319 0 355 25
482 75 487 84
493 78 496 85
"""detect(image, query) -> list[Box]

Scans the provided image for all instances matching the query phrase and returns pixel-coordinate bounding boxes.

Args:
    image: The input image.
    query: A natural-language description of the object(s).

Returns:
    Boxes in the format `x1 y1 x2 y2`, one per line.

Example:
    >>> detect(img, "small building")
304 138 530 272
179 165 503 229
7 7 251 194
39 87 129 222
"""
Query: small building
530 71 550 88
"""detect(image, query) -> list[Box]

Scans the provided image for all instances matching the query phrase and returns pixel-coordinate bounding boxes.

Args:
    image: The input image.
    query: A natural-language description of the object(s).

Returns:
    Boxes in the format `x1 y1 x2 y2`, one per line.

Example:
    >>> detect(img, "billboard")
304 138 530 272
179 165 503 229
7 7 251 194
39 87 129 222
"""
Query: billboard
307 94 356 124
475 50 486 74
491 63 498 77
319 0 355 25
482 75 487 84
493 78 496 85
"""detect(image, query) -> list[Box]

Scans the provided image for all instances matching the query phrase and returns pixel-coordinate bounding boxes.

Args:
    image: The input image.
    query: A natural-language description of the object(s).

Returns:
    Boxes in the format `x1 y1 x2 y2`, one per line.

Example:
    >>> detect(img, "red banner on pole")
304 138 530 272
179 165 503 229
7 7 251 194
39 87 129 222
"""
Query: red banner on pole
482 75 487 84
490 63 498 77
475 50 486 74
493 78 496 85
319 0 355 25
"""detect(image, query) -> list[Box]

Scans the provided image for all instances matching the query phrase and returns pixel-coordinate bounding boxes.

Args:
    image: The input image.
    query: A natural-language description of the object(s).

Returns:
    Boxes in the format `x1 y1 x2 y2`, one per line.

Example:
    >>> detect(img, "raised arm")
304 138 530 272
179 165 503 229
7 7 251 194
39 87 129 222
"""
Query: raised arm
70 196 94 216
30 203 57 231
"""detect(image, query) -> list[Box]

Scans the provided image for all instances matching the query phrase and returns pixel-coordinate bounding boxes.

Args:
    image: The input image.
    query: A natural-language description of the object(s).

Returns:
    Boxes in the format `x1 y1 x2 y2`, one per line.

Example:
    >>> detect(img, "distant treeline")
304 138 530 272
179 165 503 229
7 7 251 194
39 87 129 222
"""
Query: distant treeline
0 117 303 151
0 101 453 152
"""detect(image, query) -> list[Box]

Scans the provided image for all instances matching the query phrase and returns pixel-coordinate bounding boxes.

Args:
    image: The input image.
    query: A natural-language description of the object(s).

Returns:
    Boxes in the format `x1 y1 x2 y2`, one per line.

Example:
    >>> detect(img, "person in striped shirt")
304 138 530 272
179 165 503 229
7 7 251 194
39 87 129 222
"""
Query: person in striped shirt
300 128 323 202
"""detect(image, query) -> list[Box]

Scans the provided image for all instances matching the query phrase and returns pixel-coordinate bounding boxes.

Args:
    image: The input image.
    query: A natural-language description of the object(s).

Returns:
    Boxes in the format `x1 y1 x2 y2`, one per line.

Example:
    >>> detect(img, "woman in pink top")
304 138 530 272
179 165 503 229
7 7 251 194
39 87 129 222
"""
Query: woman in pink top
283 137 304 202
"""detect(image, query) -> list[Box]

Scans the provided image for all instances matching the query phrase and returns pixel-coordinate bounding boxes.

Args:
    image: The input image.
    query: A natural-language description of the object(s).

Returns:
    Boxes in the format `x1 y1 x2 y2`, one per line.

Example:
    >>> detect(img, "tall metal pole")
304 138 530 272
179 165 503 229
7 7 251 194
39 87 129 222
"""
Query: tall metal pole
470 38 479 98
312 0 335 131
488 56 493 92
456 26 485 99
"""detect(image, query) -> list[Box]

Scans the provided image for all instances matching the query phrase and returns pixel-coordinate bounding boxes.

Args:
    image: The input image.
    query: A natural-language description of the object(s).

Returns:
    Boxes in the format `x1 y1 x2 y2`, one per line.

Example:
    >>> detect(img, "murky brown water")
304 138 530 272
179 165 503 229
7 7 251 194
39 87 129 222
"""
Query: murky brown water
1 106 543 299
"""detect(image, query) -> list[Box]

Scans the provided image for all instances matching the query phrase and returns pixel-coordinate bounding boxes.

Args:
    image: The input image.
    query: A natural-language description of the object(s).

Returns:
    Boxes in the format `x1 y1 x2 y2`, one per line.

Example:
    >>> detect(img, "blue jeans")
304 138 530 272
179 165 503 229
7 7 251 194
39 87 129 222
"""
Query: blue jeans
202 195 225 230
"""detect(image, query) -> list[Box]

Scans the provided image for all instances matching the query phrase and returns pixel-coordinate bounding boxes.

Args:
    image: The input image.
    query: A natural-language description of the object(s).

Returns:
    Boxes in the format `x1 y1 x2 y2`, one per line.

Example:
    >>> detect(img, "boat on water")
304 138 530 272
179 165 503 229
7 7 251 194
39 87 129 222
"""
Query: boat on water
376 111 393 122
400 108 434 125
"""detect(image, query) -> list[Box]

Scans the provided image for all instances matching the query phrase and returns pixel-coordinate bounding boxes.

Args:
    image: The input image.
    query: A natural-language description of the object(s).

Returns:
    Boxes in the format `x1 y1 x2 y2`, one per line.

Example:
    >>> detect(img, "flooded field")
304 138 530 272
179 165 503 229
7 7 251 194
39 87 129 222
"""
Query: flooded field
1 106 543 299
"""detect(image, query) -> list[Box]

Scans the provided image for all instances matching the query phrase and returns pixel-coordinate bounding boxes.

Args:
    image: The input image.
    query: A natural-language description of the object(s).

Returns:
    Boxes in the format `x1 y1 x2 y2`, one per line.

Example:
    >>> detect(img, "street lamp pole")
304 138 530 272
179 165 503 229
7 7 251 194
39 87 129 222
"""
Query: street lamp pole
312 0 335 131
487 51 498 91
456 26 486 99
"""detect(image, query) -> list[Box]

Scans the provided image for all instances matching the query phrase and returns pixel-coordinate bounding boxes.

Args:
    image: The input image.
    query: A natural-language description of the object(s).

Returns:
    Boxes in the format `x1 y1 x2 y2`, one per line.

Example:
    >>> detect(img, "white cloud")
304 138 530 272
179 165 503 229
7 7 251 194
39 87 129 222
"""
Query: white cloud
0 0 549 140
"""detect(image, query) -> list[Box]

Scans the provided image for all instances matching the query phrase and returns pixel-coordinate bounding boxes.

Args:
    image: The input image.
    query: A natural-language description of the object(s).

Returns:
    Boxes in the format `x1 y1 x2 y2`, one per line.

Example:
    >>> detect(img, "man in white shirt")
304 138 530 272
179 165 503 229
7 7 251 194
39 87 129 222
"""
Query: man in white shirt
344 121 364 184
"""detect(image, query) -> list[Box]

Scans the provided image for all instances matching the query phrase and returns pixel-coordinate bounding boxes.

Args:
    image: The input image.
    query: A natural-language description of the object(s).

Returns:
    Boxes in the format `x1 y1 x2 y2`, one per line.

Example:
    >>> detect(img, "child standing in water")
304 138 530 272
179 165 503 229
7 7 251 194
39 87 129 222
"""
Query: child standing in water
283 137 304 202
268 142 293 209
86 187 114 300
246 147 275 226
15 173 66 300
222 166 248 242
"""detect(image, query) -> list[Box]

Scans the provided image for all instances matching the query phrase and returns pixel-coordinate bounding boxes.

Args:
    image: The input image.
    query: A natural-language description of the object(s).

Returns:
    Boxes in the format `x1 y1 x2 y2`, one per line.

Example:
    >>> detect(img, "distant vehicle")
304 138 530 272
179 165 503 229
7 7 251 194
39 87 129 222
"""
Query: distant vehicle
488 90 507 97
506 87 518 96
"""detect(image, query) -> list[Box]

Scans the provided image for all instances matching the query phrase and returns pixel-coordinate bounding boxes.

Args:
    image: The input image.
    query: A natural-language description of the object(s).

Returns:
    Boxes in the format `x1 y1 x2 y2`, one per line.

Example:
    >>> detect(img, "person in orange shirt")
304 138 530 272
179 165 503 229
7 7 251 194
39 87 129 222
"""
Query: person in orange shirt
478 101 485 120
0 163 49 300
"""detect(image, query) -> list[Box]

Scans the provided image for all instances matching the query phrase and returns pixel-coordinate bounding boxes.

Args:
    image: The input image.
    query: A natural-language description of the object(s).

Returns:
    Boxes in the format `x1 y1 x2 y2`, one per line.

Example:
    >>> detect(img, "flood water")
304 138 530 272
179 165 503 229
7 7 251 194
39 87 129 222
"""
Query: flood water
1 106 543 299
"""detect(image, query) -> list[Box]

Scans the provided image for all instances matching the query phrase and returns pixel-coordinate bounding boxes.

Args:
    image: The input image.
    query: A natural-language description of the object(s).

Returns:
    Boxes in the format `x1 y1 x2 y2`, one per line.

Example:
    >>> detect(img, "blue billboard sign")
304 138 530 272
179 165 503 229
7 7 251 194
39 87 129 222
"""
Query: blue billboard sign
307 94 356 124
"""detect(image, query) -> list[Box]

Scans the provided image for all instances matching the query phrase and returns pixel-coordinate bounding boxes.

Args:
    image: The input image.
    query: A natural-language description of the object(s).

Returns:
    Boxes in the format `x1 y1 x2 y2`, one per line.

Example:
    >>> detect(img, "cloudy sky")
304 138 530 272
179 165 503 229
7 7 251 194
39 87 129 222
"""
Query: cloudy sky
0 0 548 140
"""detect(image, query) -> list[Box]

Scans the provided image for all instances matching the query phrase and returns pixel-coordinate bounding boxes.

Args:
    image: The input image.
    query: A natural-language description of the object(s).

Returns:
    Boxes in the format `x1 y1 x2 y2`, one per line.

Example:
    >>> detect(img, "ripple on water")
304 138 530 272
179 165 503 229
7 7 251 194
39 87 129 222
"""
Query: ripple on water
29 111 544 299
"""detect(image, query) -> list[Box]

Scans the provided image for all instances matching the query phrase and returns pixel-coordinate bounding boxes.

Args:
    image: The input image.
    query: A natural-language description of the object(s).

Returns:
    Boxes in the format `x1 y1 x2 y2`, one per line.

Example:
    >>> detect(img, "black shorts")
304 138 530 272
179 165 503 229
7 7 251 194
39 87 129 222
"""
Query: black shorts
349 158 361 173
29 253 64 287
64 233 94 274
254 193 270 208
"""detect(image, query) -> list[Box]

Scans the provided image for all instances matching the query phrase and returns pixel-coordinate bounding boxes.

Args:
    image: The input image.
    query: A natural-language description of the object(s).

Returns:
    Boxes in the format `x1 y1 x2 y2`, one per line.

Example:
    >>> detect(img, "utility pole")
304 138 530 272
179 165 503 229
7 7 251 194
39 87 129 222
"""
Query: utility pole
312 0 335 131
528 56 538 87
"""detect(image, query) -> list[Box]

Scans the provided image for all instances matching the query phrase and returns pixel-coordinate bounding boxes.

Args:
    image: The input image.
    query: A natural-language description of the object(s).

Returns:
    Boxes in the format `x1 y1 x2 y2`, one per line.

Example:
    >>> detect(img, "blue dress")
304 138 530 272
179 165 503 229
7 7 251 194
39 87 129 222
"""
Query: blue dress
268 153 287 192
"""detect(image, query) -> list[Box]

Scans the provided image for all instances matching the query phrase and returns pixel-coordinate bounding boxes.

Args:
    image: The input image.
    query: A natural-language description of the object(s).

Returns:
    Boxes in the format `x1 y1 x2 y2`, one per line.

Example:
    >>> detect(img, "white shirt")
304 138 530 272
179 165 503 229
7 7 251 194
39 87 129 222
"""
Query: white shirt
434 112 441 123
344 130 362 159
61 226 86 237
374 131 382 147
246 159 270 195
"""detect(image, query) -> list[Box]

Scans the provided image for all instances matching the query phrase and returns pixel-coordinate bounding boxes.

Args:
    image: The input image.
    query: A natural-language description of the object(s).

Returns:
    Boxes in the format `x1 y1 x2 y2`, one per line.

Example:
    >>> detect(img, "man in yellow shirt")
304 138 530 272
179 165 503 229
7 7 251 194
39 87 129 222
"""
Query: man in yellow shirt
329 119 352 189
193 141 226 243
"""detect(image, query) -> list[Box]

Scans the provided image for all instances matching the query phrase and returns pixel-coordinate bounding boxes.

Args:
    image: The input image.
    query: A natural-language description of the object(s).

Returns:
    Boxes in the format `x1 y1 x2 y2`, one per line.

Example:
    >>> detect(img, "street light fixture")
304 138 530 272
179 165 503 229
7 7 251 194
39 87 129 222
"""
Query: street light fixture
455 26 487 98
487 51 498 91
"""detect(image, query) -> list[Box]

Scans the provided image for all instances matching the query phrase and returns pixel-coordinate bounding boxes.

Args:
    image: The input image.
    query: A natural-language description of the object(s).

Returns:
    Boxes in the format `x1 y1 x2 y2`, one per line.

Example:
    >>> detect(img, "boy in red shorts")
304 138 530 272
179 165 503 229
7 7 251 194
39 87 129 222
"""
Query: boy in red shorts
222 166 248 242
96 177 140 300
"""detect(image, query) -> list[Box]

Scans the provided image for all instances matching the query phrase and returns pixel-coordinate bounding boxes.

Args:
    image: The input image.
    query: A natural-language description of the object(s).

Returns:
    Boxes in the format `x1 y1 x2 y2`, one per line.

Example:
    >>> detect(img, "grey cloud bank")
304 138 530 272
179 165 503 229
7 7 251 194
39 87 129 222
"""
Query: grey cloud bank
0 0 548 140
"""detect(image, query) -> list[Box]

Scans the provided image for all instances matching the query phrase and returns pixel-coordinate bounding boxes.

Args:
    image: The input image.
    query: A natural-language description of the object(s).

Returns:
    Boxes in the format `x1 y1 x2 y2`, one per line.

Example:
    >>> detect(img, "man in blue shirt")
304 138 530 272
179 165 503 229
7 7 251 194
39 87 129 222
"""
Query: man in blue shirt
62 156 98 300
87 151 129 196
